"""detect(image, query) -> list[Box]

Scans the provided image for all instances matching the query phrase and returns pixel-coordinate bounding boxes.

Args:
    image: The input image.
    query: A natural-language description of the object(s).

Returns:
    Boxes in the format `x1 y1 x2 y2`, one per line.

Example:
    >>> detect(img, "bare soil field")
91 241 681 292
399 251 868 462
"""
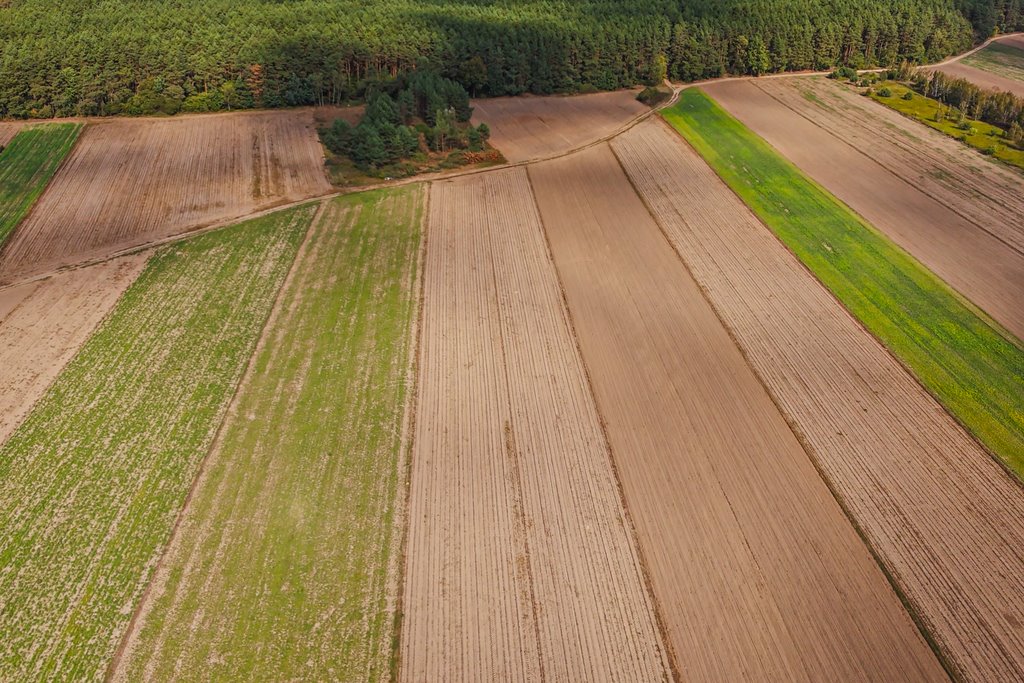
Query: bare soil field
528 144 943 681
757 77 1024 255
402 168 669 681
615 117 1024 682
935 61 1024 97
471 90 646 163
0 122 24 147
0 110 330 283
704 79 1024 340
0 255 147 443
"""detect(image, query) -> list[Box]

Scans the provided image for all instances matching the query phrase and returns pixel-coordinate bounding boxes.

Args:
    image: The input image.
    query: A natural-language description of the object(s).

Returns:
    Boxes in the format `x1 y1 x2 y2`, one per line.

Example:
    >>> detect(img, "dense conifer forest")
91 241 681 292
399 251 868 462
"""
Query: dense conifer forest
0 0 1021 118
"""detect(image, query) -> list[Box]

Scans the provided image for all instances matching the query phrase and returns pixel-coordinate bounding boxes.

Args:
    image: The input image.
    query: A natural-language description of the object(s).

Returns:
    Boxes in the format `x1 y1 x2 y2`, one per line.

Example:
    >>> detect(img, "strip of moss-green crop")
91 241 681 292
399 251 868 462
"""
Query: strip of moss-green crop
0 204 313 680
0 123 81 245
663 88 1024 475
962 41 1024 82
115 187 423 682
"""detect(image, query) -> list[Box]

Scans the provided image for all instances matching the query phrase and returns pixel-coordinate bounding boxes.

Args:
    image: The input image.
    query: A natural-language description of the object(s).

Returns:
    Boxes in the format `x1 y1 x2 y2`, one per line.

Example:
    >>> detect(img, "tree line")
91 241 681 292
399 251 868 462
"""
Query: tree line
0 0 1016 119
915 69 1024 134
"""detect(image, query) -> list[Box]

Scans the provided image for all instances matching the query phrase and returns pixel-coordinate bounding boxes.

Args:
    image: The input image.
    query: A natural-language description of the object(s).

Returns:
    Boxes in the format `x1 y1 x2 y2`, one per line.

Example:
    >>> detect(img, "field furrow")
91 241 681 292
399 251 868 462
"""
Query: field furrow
402 167 669 681
703 78 1024 340
528 143 944 682
114 188 422 681
0 111 328 283
0 205 312 680
613 117 1024 682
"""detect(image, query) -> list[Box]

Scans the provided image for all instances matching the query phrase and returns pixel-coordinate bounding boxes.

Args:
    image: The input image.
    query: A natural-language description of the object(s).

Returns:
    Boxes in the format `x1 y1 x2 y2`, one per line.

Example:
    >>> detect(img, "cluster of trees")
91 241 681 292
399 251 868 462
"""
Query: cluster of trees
0 0 1015 119
320 71 489 170
913 69 1024 135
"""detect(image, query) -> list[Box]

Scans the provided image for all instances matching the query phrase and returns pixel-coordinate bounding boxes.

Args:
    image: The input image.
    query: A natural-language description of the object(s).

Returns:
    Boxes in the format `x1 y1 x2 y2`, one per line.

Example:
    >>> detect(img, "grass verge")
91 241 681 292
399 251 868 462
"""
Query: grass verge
0 205 313 680
663 88 1024 476
114 187 423 681
0 123 81 245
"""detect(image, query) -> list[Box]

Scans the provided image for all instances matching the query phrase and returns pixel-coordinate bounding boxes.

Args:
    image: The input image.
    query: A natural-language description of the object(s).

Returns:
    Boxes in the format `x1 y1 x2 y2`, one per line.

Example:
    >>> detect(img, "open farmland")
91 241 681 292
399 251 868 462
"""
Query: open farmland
0 111 328 283
0 124 80 246
665 88 1024 475
0 255 147 443
403 168 669 681
936 59 1024 97
0 206 312 680
960 37 1024 83
471 90 646 162
115 189 422 682
615 117 1024 682
0 121 27 147
528 144 943 681
702 79 1024 342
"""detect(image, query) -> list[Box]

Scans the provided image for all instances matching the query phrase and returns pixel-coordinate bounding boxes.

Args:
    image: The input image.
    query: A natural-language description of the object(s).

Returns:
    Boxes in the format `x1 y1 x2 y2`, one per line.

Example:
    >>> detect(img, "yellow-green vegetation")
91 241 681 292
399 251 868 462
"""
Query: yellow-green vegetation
869 81 1024 170
0 205 313 680
116 187 423 681
962 41 1024 82
0 123 81 245
664 88 1024 475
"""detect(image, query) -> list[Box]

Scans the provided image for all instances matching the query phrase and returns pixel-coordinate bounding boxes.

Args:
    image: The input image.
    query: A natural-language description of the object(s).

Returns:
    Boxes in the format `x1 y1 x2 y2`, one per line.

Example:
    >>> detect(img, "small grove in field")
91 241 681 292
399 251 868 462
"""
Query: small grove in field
0 206 312 680
0 123 80 246
664 88 1024 475
319 71 498 183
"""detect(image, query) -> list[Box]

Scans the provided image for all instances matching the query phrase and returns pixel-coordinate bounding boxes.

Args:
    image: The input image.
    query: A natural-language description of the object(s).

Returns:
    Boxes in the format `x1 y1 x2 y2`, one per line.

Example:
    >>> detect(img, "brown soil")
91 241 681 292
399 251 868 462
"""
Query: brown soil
705 78 1024 340
0 254 148 444
615 117 1024 682
0 122 24 148
471 90 647 163
935 62 1024 97
402 167 670 681
528 143 944 682
0 110 329 283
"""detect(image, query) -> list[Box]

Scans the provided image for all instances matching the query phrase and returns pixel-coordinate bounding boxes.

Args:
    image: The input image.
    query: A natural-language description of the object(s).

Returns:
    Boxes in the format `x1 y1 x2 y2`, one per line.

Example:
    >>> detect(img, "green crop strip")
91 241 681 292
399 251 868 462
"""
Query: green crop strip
0 123 81 246
116 186 423 681
962 41 1024 82
0 205 313 680
662 88 1024 475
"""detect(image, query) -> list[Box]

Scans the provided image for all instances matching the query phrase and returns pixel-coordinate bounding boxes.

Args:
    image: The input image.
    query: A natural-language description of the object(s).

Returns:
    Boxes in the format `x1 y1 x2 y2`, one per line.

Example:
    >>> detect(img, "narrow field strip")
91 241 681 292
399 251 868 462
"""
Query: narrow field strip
528 144 943 682
962 40 1024 81
664 88 1024 475
615 117 1024 682
0 205 313 680
113 188 422 681
403 168 669 681
0 123 81 246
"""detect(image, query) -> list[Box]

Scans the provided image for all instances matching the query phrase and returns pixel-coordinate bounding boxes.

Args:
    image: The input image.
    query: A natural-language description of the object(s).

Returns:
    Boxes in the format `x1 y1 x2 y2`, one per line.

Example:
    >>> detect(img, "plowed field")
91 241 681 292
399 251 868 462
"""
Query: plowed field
0 111 328 282
936 61 1024 97
528 144 943 682
402 168 669 682
615 117 1024 682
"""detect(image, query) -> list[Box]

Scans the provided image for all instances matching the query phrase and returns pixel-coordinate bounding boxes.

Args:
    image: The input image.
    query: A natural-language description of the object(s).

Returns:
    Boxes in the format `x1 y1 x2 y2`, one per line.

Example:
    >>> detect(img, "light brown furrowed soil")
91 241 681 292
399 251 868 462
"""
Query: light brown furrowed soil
935 61 1024 97
0 254 148 444
402 168 670 682
705 79 1024 340
615 117 1024 682
528 143 945 682
471 90 647 163
0 110 329 283
0 122 24 148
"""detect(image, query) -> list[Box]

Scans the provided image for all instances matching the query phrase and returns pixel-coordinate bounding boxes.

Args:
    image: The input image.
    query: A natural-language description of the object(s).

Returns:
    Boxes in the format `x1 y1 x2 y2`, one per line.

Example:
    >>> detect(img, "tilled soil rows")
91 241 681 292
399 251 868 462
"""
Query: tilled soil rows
0 110 329 283
614 117 1024 682
528 143 944 682
704 78 1024 340
935 61 1024 97
402 168 669 682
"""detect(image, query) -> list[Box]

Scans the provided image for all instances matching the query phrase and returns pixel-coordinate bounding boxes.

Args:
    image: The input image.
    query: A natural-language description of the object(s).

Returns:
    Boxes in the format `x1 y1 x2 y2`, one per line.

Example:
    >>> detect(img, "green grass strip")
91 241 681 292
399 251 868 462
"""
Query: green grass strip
0 123 81 245
0 204 313 680
962 41 1024 82
117 186 423 681
663 88 1024 475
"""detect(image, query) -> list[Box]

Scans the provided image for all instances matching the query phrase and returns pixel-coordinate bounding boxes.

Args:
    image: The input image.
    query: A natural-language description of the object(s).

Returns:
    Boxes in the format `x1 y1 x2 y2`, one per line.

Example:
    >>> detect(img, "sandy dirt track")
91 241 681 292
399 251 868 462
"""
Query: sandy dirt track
615 117 1024 682
528 144 944 682
0 110 330 282
704 79 1024 340
472 90 646 163
935 61 1024 97
402 168 670 681
0 255 147 444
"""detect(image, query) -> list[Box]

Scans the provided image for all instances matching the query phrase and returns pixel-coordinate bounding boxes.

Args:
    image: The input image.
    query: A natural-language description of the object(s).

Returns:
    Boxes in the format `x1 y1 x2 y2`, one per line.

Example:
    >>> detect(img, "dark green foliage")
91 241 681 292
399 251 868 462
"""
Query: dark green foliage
637 86 672 107
919 69 1024 129
0 0 993 119
878 86 893 97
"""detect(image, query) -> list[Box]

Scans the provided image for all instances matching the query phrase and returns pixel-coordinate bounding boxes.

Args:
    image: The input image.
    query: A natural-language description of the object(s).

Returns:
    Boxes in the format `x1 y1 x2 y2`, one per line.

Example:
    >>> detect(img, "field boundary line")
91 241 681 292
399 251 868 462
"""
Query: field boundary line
523 160 678 683
608 131 958 680
103 200 326 681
